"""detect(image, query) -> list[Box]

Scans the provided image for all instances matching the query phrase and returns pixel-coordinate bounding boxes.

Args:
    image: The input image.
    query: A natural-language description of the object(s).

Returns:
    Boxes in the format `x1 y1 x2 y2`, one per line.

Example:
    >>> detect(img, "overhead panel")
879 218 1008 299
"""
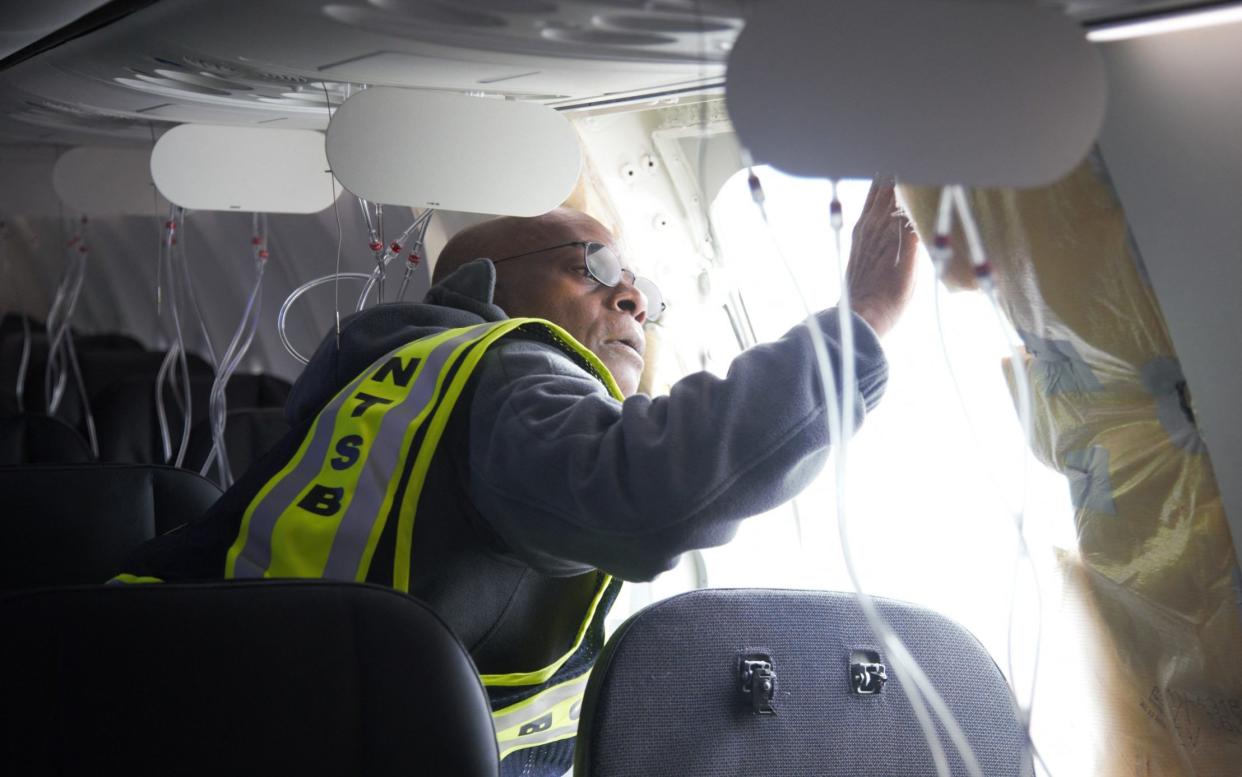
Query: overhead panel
0 0 745 146
52 146 168 216
326 88 581 216
726 0 1108 187
151 124 338 213
0 0 112 61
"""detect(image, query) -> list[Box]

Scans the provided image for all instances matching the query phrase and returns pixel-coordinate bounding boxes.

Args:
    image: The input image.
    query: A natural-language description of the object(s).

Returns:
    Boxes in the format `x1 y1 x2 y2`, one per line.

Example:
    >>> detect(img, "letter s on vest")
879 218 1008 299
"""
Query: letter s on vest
331 434 364 471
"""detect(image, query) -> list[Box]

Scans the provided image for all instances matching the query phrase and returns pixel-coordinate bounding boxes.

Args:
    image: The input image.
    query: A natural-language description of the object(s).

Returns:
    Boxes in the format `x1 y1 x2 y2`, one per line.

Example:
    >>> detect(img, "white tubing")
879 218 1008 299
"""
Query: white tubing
946 185 1044 742
15 313 31 412
153 207 194 467
747 169 985 777
203 220 267 486
355 210 434 311
177 208 218 371
278 272 372 364
64 333 98 456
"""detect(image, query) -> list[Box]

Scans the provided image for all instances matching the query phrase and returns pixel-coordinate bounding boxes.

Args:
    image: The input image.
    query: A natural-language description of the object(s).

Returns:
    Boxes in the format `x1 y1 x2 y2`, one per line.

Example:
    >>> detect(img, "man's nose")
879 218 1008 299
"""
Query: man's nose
609 277 648 323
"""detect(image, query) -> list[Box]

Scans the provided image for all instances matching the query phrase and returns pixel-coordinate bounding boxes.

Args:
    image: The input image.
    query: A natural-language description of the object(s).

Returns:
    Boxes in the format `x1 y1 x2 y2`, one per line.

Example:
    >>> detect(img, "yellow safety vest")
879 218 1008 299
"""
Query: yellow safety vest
223 317 625 766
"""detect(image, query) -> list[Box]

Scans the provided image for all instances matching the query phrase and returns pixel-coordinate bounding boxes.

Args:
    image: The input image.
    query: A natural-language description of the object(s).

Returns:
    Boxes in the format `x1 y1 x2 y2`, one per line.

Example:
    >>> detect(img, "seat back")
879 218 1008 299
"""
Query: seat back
0 463 221 590
0 582 499 777
185 407 290 480
93 376 214 463
0 413 93 464
0 329 149 426
575 588 1032 777
93 372 287 465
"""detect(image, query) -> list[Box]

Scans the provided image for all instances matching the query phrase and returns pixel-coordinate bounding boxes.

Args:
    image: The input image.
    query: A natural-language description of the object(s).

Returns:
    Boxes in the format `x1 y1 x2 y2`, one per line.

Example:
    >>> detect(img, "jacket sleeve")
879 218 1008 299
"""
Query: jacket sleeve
466 310 889 582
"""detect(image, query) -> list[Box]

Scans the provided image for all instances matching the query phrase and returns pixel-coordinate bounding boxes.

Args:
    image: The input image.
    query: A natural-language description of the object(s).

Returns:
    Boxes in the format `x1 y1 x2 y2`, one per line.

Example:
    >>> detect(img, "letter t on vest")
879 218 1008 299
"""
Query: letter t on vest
298 484 345 516
351 392 393 418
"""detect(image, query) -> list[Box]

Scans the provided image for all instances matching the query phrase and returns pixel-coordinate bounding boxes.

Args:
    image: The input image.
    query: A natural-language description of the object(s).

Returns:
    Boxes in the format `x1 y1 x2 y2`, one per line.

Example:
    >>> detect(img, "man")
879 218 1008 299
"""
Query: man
117 180 917 776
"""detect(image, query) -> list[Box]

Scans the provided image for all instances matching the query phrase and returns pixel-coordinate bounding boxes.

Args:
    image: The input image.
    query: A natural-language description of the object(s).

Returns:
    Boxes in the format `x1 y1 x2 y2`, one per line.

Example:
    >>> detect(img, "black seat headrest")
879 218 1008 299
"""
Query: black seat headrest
184 407 290 481
92 376 215 464
221 372 292 409
0 463 221 590
0 413 92 464
0 581 499 777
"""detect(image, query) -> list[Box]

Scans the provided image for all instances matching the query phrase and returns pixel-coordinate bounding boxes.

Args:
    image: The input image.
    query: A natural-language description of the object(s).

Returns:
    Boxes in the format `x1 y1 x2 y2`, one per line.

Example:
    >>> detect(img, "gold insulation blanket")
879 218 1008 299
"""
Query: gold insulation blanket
901 156 1242 776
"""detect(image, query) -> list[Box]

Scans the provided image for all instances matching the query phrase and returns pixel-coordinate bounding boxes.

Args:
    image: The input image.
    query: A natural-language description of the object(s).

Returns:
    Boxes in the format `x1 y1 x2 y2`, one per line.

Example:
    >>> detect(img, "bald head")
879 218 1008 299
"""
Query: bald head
433 208 609 285
431 207 650 396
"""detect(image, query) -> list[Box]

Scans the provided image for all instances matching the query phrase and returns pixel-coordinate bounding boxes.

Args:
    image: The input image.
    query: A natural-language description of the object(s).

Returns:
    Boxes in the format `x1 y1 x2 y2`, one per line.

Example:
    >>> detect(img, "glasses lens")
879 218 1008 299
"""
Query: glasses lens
585 243 624 286
634 276 665 323
586 242 665 322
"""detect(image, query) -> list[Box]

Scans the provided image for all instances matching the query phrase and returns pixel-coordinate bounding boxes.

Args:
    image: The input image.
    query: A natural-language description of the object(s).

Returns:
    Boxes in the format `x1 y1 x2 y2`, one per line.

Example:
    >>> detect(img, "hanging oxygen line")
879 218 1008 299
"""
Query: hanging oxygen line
278 209 434 365
45 218 86 412
177 207 218 372
745 168 986 777
0 219 34 415
15 313 31 413
43 216 98 456
154 206 194 467
356 208 433 311
201 213 269 487
930 186 1046 768
358 198 386 303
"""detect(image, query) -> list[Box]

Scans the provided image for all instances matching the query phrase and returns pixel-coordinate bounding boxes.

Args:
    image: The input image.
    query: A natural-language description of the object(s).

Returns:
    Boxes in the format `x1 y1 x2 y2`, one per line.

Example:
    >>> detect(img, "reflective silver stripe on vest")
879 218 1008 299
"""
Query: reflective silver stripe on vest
321 326 486 579
501 723 579 759
230 364 376 578
491 671 591 733
494 671 592 761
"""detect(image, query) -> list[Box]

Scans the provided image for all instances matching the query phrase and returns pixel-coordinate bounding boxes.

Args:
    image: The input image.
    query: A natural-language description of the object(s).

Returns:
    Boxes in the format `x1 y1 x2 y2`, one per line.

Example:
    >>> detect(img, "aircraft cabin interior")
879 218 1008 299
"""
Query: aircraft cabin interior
1 1 1240 775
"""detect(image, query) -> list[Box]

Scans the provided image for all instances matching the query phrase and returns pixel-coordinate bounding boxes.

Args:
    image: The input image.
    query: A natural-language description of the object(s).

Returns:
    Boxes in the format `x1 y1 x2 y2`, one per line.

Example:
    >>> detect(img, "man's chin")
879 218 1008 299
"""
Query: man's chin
603 360 642 397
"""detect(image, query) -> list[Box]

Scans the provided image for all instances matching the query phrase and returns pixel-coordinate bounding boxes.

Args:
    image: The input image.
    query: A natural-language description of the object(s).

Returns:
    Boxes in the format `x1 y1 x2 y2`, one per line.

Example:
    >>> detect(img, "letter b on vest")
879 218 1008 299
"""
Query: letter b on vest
298 484 345 516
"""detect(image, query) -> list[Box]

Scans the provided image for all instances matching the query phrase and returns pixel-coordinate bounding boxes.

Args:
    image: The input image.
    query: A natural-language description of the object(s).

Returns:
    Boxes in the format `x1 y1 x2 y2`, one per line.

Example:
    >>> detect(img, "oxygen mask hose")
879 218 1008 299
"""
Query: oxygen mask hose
177 207 218 371
937 186 1048 773
45 219 88 415
746 168 984 777
15 312 31 412
357 209 435 310
155 207 194 467
204 215 269 486
358 198 388 304
279 272 372 365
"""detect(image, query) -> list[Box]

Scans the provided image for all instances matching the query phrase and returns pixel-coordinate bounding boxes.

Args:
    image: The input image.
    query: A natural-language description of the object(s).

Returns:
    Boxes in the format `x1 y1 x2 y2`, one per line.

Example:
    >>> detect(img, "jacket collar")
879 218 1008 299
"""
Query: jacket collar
423 258 507 322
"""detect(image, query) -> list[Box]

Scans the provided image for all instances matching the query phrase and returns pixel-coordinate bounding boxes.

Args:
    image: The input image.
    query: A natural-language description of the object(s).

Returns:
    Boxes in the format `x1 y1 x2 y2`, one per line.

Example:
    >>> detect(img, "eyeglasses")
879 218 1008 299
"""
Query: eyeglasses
492 240 666 323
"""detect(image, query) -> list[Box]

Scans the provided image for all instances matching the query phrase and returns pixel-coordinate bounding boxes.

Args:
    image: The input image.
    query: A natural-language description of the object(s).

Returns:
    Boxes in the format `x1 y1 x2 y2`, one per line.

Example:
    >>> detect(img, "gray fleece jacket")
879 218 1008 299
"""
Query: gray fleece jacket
122 257 887 674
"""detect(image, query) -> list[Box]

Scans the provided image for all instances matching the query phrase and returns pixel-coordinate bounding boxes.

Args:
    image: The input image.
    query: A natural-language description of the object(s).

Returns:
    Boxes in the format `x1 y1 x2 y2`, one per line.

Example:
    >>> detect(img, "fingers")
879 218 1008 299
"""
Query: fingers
861 178 882 212
894 217 921 267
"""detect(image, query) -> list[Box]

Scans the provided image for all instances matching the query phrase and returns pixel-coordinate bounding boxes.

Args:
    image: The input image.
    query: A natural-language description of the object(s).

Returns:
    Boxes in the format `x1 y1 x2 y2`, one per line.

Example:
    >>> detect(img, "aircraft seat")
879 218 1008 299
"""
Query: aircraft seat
93 373 290 465
185 407 290 480
0 581 499 777
0 413 93 464
0 463 221 591
575 588 1032 777
0 330 165 430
